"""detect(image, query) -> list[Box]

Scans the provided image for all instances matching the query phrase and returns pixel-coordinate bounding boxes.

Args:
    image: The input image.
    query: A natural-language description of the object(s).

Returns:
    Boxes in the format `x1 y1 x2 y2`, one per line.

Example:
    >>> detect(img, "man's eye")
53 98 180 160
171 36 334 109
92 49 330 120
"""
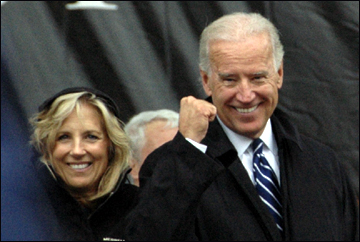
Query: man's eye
223 79 236 86
252 76 266 83
254 76 264 80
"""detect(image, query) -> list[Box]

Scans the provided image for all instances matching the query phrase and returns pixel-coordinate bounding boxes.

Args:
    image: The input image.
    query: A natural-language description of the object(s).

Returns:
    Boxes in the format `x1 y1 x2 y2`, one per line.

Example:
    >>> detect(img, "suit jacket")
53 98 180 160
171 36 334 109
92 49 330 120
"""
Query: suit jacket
125 108 359 241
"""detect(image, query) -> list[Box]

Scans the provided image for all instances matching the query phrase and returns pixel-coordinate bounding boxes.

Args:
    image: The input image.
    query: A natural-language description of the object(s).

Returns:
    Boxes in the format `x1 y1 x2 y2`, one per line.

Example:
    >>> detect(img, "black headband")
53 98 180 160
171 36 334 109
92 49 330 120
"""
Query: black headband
38 87 120 119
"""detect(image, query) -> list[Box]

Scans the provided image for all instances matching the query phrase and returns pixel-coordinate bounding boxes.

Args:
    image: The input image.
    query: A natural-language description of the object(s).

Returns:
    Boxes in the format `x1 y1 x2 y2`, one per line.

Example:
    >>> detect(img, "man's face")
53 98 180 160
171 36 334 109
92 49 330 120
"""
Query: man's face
130 120 178 186
140 120 178 163
201 33 283 139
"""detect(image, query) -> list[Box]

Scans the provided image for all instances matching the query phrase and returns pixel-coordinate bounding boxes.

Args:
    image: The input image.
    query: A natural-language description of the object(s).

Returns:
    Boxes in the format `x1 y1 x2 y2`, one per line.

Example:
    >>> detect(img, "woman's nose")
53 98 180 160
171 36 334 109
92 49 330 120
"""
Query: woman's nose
70 140 86 156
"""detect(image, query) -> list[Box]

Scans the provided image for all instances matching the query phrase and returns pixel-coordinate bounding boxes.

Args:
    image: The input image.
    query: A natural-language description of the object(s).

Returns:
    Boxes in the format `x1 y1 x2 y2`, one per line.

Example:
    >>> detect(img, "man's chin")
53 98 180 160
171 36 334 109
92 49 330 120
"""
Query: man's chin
233 123 265 139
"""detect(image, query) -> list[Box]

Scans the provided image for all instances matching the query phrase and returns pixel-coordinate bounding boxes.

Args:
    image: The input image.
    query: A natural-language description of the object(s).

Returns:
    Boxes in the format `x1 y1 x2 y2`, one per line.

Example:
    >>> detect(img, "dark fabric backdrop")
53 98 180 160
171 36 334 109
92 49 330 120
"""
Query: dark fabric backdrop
1 1 358 240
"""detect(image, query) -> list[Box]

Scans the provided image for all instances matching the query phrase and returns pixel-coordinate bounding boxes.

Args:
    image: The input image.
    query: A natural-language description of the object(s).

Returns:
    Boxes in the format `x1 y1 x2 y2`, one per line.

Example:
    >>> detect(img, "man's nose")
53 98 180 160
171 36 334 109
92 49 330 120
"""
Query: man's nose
235 81 255 103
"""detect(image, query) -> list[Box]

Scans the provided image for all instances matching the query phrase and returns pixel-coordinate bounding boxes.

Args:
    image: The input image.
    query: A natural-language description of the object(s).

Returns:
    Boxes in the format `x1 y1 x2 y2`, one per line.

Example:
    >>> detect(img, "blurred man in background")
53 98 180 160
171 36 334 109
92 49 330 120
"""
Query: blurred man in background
124 109 179 186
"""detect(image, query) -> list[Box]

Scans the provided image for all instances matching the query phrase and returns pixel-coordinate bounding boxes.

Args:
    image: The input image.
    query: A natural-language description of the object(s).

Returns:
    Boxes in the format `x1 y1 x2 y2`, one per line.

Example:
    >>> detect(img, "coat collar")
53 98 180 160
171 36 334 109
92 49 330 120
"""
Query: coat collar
201 117 238 168
271 108 304 151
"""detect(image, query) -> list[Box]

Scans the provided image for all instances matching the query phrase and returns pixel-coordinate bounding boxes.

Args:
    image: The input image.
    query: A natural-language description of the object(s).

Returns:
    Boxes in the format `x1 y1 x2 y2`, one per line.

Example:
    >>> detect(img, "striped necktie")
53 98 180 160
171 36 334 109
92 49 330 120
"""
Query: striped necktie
252 138 283 233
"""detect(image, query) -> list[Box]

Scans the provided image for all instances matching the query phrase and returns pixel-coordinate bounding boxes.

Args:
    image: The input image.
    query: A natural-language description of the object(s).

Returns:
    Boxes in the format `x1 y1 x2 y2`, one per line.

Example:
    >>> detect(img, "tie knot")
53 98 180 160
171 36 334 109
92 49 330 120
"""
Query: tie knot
252 138 264 153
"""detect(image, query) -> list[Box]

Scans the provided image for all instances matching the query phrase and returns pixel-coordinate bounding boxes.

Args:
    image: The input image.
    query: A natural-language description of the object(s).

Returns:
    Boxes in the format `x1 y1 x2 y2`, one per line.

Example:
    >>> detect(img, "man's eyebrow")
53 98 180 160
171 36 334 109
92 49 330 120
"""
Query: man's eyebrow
218 72 234 78
253 71 269 76
217 71 269 78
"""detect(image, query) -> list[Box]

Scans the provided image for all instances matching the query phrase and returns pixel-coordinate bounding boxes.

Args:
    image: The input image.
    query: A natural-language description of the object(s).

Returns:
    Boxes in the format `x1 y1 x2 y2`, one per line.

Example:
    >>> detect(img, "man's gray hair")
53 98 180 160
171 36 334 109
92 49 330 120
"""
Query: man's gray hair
124 109 179 162
199 12 284 74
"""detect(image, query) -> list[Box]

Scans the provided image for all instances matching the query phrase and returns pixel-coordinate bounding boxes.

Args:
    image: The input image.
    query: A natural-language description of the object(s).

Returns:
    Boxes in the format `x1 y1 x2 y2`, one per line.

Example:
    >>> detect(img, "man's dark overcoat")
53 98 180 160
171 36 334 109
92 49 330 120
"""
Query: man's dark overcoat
125 108 359 241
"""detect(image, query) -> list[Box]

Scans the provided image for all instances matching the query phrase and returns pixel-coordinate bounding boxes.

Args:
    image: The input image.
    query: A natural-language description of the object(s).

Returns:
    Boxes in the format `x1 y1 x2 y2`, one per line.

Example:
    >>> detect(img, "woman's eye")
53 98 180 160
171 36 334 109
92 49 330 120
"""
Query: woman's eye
87 134 99 140
57 134 69 141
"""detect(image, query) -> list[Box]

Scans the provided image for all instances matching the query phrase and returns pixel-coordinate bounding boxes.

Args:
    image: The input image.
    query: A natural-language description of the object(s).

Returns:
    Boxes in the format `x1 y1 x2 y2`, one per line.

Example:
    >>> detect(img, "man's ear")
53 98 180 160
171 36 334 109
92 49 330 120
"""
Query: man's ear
200 70 212 96
276 61 284 89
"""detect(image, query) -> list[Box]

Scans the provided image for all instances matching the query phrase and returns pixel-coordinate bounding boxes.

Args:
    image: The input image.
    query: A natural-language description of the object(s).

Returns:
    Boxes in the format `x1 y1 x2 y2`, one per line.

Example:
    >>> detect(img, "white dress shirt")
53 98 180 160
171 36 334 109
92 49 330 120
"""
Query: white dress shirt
186 116 280 186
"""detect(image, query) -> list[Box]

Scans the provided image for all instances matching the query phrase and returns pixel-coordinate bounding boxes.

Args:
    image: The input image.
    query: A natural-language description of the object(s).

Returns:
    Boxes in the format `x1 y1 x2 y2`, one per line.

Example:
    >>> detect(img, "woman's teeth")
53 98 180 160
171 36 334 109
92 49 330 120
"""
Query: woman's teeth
69 163 90 169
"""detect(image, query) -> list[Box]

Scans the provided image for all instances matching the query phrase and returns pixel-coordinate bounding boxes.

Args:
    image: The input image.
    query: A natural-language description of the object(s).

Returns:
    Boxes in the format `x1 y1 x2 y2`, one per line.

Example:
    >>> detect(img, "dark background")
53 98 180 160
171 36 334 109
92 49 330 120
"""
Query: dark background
1 1 358 240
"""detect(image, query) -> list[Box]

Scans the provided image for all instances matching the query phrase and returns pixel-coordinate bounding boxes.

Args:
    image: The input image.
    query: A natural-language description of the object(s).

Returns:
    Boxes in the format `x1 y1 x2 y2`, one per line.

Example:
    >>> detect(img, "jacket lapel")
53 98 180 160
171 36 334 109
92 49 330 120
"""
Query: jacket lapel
202 118 282 240
271 109 304 241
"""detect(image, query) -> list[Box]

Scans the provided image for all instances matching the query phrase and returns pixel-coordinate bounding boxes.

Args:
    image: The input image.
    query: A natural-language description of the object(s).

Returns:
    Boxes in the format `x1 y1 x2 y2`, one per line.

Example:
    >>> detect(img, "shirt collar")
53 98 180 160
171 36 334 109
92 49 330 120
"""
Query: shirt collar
217 117 277 156
260 118 278 156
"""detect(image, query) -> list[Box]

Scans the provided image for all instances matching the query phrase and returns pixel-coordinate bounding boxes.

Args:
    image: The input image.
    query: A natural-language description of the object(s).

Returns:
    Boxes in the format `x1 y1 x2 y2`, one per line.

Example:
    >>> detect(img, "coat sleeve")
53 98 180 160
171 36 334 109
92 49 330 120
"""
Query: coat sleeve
340 160 359 241
124 132 224 241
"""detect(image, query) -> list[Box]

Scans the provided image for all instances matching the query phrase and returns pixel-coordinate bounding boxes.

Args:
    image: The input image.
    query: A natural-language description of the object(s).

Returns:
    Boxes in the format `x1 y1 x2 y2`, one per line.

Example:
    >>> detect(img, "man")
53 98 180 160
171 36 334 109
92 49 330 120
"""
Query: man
125 12 359 240
124 109 179 186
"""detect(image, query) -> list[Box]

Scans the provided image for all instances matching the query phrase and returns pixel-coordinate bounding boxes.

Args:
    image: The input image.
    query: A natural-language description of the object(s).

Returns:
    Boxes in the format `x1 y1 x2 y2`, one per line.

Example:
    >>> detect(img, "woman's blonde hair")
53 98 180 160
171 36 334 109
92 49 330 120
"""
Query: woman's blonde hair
30 91 130 205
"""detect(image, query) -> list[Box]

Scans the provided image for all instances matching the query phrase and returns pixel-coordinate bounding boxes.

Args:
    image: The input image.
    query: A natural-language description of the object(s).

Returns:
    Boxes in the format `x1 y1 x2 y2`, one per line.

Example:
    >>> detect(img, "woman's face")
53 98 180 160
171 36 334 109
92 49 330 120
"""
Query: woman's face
52 102 110 196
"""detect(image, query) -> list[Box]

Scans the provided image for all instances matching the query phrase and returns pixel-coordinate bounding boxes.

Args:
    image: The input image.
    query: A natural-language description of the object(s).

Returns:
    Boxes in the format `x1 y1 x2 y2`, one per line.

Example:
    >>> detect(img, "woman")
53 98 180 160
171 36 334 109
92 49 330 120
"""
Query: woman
30 87 137 241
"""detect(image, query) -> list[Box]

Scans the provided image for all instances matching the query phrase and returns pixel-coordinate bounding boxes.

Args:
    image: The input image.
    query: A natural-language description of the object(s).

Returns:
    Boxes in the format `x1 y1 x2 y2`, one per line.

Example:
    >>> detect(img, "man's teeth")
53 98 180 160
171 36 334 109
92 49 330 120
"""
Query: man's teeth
69 163 90 169
236 105 258 113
